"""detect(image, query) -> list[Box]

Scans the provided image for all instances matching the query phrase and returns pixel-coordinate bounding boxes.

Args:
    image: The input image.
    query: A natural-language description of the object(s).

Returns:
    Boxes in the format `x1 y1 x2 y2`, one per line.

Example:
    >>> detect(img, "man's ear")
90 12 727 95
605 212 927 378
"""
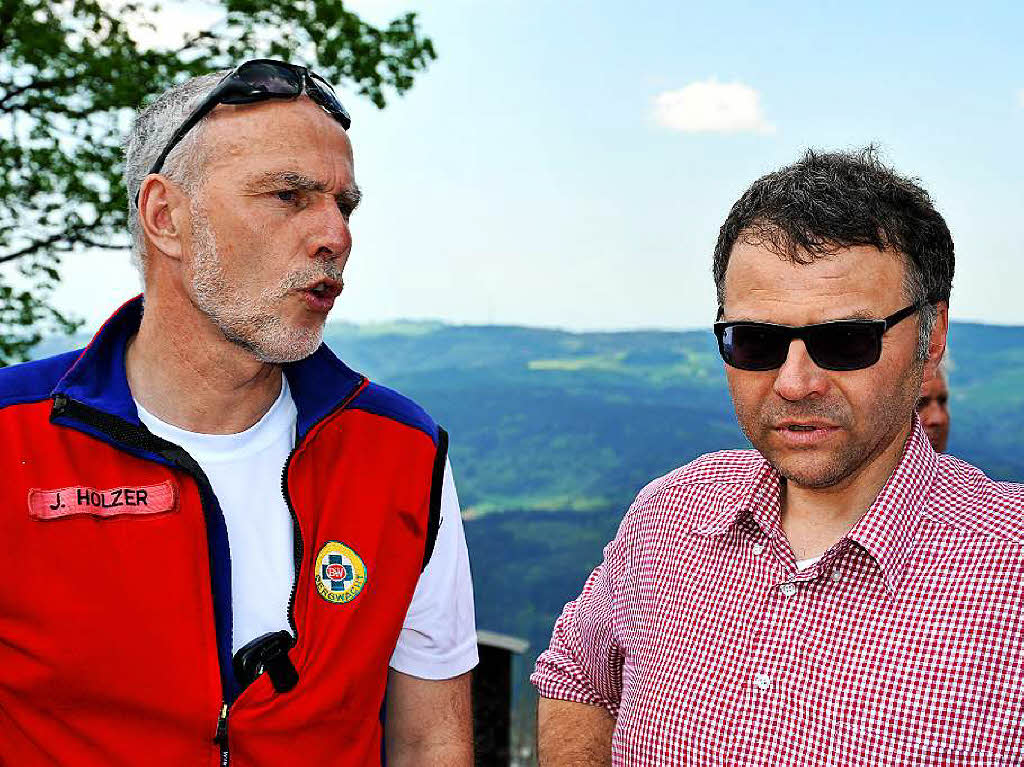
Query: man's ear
922 301 949 383
138 174 189 261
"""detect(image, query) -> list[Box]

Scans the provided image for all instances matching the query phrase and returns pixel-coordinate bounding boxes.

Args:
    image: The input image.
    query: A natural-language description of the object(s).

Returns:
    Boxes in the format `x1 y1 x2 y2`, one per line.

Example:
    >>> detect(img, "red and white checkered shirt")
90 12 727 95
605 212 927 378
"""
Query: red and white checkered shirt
532 418 1024 765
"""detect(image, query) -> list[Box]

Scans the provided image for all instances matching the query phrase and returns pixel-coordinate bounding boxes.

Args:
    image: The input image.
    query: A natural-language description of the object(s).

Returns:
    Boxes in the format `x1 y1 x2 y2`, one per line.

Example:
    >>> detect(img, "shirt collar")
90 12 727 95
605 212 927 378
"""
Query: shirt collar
694 415 938 593
693 459 781 537
846 414 938 592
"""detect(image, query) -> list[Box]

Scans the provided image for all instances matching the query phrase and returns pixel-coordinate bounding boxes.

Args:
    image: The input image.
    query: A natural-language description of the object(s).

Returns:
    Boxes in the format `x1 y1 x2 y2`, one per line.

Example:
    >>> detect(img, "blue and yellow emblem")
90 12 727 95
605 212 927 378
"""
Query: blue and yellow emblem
314 541 368 604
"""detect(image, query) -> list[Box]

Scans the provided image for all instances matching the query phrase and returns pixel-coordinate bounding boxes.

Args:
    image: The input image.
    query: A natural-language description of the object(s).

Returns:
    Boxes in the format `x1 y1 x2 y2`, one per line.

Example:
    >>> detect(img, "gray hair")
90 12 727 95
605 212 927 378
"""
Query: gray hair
122 70 229 272
902 256 940 362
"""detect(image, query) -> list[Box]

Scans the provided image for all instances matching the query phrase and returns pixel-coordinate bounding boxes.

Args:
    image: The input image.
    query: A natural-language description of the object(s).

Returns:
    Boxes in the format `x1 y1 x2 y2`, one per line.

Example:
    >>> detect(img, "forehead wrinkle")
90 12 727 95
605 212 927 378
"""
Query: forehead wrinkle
724 284 889 323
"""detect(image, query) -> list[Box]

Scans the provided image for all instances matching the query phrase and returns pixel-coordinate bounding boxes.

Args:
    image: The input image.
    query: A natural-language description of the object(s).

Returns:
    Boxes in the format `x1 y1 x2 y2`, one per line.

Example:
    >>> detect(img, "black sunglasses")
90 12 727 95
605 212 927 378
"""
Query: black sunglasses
137 59 351 204
713 301 932 372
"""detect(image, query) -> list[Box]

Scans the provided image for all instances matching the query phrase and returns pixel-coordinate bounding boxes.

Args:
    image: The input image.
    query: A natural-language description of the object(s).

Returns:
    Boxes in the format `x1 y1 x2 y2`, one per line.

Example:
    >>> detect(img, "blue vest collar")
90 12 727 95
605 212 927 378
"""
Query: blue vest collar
52 295 365 437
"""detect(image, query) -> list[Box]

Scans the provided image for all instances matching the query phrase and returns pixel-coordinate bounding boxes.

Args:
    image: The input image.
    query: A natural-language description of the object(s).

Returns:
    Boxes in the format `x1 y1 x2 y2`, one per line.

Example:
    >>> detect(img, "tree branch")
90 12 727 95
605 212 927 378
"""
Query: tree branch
78 236 126 250
0 221 111 264
0 232 66 263
0 76 76 111
177 29 216 54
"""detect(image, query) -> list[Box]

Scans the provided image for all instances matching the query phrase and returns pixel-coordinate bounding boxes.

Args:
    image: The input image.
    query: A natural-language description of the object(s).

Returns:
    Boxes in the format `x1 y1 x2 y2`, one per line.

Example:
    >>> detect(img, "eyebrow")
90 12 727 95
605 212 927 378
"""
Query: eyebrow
722 310 884 324
337 184 363 211
244 171 326 193
837 309 878 321
244 171 363 210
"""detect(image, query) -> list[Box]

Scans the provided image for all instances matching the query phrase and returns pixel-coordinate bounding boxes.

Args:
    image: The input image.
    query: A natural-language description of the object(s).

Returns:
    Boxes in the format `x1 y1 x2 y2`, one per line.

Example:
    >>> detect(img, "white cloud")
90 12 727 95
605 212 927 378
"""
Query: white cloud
653 79 775 135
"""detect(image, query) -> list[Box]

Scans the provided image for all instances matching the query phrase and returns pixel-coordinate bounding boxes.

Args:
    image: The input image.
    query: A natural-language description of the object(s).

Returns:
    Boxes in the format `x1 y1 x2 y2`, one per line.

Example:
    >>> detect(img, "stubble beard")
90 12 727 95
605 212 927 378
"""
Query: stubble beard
735 373 921 490
189 205 340 364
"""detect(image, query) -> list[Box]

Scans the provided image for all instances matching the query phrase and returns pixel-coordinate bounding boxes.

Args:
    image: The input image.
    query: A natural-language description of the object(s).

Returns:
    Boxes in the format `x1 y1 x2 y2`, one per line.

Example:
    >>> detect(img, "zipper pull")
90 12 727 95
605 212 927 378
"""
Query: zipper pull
51 393 68 417
214 703 229 765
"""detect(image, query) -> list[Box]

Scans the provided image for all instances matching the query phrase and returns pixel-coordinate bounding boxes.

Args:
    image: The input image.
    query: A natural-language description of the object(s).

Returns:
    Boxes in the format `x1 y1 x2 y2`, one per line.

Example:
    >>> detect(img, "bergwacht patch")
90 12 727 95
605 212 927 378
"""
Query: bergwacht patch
27 480 178 520
314 541 368 604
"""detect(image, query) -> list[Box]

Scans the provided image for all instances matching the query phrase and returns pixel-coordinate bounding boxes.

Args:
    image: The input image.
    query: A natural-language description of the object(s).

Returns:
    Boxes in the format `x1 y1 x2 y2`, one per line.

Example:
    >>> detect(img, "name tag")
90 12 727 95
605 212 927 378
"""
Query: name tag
27 481 178 520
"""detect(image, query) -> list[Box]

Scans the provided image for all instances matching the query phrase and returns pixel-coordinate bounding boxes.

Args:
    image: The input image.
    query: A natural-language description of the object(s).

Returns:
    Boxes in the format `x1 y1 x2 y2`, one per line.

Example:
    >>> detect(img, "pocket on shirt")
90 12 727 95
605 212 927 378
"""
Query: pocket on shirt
827 721 1013 766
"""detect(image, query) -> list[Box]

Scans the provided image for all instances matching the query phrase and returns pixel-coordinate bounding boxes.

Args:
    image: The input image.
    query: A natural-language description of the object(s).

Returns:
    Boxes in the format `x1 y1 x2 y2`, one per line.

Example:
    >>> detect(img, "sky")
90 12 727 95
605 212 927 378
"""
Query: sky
52 0 1024 332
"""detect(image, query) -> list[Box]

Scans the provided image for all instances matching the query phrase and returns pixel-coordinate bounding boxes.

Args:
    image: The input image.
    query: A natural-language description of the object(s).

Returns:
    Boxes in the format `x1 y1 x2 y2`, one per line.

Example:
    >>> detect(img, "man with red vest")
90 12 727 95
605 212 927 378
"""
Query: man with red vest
0 60 477 765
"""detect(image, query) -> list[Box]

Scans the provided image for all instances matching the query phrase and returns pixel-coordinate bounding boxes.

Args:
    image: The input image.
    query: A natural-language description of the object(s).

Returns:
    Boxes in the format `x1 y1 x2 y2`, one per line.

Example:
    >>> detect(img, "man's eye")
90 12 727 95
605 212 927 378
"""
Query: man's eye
275 190 299 203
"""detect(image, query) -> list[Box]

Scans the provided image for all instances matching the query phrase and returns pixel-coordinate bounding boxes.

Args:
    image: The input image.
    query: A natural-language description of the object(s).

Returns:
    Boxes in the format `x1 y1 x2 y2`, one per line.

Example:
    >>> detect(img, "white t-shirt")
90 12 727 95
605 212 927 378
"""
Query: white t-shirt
795 555 823 571
135 377 478 680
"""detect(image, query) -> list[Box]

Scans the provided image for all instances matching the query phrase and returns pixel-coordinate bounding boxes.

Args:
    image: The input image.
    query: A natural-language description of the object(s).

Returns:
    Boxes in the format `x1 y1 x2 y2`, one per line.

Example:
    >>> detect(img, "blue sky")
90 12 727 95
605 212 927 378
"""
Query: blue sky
57 0 1024 330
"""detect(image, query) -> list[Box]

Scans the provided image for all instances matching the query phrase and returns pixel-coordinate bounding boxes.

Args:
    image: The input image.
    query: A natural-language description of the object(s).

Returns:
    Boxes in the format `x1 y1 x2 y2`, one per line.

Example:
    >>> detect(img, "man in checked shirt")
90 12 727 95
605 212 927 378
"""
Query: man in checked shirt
532 148 1024 765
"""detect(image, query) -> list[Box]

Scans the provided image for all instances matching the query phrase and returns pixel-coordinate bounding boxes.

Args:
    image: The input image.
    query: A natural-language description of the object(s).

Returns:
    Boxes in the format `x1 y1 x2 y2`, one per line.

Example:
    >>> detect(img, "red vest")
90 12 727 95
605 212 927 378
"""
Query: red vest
0 298 445 766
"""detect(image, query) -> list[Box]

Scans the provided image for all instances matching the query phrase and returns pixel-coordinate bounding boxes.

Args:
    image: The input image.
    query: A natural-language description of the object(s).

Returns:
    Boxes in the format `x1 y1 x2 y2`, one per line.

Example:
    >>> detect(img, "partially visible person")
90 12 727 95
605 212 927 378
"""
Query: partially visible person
917 358 950 451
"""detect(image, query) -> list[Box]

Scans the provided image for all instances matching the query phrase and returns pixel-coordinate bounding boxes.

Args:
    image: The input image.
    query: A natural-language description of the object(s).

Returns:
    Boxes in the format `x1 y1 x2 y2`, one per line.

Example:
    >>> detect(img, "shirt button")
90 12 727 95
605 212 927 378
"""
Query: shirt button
831 570 842 583
780 583 798 597
752 543 764 556
754 672 772 691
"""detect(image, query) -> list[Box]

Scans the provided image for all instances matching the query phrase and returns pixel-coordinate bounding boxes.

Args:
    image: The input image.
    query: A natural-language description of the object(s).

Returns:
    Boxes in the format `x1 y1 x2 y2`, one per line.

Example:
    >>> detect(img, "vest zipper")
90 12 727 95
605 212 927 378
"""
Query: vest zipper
214 703 229 766
280 376 368 640
51 394 235 764
281 452 304 638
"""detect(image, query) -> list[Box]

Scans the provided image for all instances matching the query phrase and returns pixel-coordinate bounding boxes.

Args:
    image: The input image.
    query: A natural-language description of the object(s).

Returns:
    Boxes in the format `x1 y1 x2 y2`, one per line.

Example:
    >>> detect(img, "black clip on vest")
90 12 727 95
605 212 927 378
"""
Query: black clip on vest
233 630 299 693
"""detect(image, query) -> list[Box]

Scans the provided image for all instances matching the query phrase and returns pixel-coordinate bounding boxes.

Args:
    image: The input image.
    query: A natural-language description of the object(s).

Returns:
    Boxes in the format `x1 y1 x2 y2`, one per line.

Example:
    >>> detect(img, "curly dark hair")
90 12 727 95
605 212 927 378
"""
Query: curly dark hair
712 147 954 359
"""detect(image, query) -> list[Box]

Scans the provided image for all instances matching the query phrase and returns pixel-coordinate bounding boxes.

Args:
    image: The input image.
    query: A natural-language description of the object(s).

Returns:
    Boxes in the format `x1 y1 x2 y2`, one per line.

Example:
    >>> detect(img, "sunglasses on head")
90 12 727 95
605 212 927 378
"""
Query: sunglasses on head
137 59 351 205
713 301 933 372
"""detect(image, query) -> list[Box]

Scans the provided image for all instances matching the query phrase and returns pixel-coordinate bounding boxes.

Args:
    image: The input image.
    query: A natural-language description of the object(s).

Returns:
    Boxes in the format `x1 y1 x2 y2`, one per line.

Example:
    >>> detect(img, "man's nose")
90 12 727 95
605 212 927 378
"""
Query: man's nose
772 339 829 401
307 196 352 261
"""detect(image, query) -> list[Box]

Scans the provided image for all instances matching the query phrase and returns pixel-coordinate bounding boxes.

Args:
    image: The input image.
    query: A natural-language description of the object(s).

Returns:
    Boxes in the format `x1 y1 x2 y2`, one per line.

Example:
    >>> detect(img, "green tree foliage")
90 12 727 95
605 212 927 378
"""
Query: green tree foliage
0 0 435 364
